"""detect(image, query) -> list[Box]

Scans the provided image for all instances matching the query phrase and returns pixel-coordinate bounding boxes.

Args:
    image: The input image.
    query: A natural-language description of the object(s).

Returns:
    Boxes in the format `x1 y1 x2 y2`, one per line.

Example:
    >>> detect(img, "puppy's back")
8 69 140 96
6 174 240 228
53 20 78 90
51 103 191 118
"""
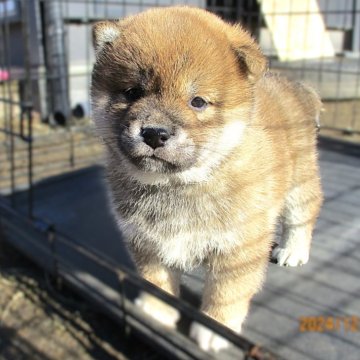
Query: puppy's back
255 74 321 149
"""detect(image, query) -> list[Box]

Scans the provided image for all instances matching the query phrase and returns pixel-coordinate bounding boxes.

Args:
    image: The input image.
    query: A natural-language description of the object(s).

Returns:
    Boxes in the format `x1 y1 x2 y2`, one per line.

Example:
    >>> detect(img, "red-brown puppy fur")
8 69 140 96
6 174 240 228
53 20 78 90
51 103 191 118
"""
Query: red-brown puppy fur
91 7 323 352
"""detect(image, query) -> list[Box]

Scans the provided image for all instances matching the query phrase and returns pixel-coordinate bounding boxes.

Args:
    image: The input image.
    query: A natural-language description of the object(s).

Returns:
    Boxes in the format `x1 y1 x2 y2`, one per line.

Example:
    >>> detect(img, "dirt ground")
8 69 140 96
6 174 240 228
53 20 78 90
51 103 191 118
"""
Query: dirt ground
0 238 164 360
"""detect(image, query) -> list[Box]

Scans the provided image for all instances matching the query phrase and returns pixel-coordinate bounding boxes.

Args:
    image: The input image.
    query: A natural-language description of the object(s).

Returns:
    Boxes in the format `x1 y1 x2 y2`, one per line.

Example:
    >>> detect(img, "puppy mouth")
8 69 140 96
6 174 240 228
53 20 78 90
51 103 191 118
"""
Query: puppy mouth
120 143 197 173
138 153 169 164
115 139 177 171
129 153 181 173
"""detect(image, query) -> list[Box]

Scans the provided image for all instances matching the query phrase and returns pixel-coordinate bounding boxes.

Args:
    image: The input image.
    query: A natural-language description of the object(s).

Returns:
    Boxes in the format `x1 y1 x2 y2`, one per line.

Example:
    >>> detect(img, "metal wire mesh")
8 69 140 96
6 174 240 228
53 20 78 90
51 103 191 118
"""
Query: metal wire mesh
208 0 360 135
1 1 360 358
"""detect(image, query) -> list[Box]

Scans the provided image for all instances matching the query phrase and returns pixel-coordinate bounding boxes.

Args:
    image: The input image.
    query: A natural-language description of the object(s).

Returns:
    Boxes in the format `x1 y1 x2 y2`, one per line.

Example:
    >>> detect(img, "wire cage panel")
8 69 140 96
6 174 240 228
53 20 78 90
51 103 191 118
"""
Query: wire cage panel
1 1 360 359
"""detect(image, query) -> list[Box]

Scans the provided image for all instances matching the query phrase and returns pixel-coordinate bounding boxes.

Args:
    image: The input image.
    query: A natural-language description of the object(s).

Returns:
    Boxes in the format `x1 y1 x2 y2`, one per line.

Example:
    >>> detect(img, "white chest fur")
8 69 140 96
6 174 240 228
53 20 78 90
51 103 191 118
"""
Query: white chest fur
114 196 242 270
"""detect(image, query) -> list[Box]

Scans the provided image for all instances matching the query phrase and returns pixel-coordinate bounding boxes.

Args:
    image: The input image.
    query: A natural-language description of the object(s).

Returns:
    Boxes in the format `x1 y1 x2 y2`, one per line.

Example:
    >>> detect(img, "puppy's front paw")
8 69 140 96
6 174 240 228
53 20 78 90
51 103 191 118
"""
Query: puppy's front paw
272 245 309 266
135 293 180 328
190 323 230 352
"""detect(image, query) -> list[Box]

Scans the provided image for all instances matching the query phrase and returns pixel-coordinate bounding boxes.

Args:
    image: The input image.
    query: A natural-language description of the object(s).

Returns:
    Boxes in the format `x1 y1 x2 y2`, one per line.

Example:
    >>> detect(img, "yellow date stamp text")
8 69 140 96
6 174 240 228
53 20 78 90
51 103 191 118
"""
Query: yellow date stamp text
299 316 359 332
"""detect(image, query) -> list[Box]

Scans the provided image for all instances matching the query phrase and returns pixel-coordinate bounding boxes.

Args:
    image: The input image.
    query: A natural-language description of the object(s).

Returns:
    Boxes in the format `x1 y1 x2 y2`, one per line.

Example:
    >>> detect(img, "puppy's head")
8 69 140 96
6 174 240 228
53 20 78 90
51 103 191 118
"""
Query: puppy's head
91 7 266 179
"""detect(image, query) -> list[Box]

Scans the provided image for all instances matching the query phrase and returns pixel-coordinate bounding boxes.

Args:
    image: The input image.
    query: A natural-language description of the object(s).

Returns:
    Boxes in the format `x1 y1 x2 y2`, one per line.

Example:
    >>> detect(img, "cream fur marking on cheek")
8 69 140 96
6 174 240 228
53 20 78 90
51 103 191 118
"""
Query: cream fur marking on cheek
220 119 247 151
175 120 246 184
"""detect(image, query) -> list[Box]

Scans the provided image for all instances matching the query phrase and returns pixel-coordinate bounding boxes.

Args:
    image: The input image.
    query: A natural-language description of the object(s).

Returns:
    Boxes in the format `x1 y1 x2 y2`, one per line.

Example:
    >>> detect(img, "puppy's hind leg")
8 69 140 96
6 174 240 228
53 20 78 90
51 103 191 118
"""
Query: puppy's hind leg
272 174 323 267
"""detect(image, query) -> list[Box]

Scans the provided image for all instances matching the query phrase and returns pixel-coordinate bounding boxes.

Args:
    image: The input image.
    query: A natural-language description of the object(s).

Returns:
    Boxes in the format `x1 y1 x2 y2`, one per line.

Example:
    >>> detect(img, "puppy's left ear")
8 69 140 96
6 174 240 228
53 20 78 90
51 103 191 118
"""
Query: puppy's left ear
92 21 120 55
230 25 268 82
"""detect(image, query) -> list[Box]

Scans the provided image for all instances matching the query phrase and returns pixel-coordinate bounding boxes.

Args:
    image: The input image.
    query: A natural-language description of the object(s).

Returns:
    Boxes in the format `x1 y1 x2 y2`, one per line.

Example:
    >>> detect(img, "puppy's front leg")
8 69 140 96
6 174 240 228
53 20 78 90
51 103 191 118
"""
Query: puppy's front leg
132 249 181 328
190 247 269 352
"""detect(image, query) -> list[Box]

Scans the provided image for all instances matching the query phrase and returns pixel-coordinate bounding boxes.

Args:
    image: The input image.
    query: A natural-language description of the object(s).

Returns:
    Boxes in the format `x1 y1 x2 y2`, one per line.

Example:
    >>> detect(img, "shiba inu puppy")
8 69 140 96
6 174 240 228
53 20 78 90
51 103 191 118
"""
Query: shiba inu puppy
91 7 323 352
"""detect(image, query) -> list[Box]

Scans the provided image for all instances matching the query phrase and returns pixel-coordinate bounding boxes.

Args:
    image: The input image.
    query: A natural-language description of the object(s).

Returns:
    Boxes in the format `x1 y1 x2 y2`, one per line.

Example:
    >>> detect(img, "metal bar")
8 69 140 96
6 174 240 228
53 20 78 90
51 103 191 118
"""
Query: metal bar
0 127 27 139
331 1 352 129
43 0 70 125
207 8 360 16
0 98 31 106
20 0 33 106
0 4 16 206
320 125 360 135
350 59 360 131
25 105 34 218
271 66 360 77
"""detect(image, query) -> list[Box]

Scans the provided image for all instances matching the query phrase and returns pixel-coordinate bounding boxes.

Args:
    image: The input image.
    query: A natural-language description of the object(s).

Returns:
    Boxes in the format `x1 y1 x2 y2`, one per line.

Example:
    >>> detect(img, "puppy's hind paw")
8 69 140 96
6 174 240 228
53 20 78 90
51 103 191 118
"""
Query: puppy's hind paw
272 245 309 267
190 323 231 352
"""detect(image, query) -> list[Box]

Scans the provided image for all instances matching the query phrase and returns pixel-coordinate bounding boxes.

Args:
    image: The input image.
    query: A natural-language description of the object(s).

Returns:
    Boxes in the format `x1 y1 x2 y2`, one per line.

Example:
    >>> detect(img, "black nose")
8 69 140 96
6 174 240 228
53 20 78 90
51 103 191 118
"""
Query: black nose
141 127 170 149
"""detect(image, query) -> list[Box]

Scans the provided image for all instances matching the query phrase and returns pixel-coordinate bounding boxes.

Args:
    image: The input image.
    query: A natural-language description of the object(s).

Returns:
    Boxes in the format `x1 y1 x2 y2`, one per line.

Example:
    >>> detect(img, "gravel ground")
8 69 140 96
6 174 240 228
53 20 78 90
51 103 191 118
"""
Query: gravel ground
0 239 164 360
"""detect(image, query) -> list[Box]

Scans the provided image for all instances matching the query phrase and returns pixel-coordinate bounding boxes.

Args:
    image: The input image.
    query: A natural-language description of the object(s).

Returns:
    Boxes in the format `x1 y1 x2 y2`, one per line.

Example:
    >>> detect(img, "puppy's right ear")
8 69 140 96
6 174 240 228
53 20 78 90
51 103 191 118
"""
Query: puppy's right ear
92 21 120 55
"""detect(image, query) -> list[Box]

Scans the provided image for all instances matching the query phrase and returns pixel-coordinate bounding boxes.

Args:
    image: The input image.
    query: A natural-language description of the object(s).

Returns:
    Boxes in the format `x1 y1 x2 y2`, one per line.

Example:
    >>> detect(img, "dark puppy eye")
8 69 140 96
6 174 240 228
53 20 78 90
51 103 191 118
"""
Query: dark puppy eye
124 87 144 102
190 96 208 110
